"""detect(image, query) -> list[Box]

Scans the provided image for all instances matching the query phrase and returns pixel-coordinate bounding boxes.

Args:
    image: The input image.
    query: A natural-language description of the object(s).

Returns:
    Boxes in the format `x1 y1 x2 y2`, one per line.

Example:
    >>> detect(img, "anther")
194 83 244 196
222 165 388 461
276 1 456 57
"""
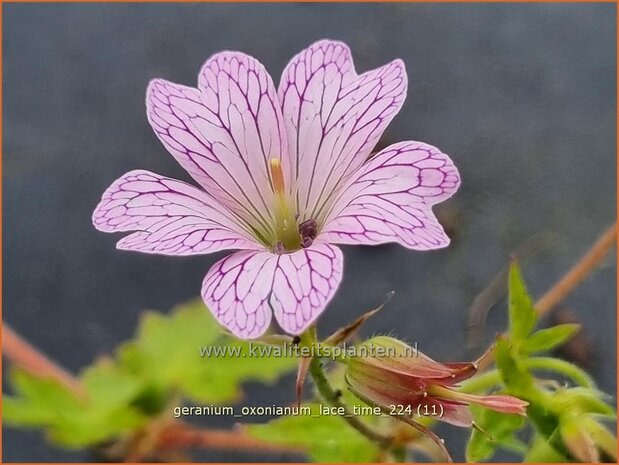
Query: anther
299 219 318 248
273 241 285 254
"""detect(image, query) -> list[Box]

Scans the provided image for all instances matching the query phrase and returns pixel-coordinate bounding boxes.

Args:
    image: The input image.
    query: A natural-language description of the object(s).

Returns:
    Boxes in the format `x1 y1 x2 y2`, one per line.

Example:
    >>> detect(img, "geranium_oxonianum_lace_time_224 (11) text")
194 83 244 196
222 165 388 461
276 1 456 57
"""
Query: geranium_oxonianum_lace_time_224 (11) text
92 39 460 339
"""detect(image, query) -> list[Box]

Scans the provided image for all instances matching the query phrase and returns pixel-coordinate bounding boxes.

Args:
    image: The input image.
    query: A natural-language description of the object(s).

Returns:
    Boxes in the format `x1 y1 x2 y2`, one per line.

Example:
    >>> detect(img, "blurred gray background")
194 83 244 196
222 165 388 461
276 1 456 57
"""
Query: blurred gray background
3 3 616 462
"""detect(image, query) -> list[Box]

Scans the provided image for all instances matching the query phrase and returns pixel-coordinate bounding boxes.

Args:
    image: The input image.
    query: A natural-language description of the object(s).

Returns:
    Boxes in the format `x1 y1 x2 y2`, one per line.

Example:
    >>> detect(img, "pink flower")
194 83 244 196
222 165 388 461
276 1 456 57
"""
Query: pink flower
346 337 528 427
92 40 460 339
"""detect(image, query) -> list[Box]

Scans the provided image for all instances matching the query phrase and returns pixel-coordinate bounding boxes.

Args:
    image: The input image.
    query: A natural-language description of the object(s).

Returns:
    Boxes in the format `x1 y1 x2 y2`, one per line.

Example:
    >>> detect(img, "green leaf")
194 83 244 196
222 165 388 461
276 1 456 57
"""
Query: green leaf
521 324 580 354
118 299 296 404
495 338 534 395
4 370 82 427
508 261 537 343
4 299 296 449
523 433 568 462
81 358 145 409
466 406 526 462
246 403 381 462
553 387 616 417
4 366 147 448
581 417 618 461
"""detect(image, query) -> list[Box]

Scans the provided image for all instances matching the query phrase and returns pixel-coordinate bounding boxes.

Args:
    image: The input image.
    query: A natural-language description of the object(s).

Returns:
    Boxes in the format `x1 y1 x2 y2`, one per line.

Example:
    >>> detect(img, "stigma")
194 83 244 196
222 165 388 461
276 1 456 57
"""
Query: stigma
269 158 285 194
268 157 300 251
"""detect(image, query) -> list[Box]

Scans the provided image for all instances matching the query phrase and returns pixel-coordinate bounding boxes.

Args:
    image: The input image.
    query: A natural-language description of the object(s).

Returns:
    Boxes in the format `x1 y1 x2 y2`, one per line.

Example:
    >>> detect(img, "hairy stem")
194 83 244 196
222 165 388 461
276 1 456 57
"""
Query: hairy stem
307 355 394 449
524 357 595 388
458 369 502 394
301 325 394 451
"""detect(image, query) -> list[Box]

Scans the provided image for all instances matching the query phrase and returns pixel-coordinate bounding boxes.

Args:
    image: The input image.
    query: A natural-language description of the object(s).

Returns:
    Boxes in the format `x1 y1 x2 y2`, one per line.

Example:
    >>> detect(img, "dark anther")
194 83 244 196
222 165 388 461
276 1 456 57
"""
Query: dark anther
299 219 318 248
272 241 285 254
292 336 301 345
333 389 343 399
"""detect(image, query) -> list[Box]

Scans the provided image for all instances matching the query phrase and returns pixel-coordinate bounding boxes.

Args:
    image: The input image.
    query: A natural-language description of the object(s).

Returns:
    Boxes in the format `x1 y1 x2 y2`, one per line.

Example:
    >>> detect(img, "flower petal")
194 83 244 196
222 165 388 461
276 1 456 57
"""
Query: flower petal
202 242 343 338
433 402 474 427
147 51 287 236
430 385 528 416
270 242 343 335
92 170 258 255
202 250 276 339
279 39 407 223
321 141 460 250
462 393 528 416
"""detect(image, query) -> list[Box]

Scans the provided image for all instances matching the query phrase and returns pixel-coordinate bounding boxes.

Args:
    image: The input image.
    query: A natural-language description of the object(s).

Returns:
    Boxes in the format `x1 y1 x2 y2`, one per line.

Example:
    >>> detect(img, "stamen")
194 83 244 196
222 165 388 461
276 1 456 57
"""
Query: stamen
268 157 302 251
299 219 318 248
272 241 285 254
269 158 285 194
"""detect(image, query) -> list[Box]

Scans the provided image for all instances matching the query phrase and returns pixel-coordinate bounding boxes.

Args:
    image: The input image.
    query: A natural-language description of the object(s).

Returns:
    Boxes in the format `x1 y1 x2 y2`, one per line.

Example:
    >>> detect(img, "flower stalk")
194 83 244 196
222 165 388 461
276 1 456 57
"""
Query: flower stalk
300 327 396 454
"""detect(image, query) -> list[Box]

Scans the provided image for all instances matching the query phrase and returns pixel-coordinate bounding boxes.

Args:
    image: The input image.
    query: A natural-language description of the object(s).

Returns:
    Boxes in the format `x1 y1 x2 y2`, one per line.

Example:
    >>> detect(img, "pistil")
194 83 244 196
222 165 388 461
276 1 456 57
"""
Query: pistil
269 158 301 251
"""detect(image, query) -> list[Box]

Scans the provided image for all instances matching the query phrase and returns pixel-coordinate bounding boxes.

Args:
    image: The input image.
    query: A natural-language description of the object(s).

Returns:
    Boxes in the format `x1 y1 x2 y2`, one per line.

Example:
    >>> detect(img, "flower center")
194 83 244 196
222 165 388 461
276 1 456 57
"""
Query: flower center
269 158 302 252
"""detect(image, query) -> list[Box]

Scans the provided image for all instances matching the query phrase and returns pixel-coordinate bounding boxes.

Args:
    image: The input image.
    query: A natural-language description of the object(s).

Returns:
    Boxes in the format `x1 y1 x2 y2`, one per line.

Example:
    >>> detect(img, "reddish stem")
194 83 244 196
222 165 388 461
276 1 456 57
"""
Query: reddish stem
3 325 83 394
535 222 617 316
157 422 304 454
2 326 302 456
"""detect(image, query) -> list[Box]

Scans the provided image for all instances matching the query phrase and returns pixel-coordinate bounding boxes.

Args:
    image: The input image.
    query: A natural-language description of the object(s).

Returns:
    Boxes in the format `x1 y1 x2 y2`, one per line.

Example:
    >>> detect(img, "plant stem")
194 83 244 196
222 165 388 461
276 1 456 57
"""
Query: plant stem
524 357 595 388
535 222 616 316
3 325 83 395
3 325 303 458
307 353 394 449
476 222 616 371
458 369 501 394
301 326 393 449
158 422 305 454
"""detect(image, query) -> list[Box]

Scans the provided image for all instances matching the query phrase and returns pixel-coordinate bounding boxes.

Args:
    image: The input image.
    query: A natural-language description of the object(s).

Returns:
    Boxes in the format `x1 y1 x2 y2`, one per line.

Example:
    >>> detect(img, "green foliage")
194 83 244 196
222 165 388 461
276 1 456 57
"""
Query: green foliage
4 299 295 448
118 299 296 404
520 324 580 354
465 261 617 463
4 363 147 448
507 261 537 344
523 434 568 462
246 402 381 462
466 407 526 462
4 265 615 463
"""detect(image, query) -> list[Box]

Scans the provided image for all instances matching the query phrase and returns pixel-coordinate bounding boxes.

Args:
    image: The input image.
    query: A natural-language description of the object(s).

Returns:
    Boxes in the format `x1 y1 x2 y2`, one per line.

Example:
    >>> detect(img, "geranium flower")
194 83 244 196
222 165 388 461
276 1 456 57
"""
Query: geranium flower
346 337 528 427
92 39 460 339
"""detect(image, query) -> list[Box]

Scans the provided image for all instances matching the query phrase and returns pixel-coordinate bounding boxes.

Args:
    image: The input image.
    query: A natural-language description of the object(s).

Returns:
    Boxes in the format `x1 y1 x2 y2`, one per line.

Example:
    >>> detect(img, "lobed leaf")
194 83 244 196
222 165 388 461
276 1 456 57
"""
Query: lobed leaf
521 324 580 354
245 403 381 462
117 299 296 404
508 261 537 344
466 406 526 462
4 366 147 448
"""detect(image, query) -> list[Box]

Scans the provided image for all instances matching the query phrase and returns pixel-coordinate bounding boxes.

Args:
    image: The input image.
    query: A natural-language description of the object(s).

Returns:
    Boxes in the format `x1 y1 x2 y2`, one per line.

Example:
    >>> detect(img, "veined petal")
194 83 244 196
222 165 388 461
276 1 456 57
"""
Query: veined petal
321 141 460 250
147 51 288 237
202 242 343 338
92 170 259 255
279 39 407 222
270 242 343 335
202 250 276 339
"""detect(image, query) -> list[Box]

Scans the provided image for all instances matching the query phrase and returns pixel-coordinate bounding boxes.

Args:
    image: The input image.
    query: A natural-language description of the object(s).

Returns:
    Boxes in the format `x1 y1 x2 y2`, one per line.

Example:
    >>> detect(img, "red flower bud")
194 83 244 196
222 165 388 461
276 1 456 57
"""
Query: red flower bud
345 336 528 427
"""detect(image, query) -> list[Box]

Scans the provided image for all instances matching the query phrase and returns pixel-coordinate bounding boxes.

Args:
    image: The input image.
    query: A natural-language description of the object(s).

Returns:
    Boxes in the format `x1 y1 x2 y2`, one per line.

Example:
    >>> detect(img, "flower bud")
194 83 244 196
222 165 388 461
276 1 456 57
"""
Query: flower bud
560 415 617 462
345 336 527 427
